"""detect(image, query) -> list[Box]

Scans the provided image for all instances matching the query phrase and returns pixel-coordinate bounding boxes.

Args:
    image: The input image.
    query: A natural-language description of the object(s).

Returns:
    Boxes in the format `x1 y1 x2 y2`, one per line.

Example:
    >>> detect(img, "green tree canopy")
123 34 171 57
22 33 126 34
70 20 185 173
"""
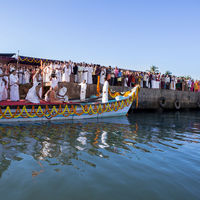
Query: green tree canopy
165 71 172 76
149 65 159 73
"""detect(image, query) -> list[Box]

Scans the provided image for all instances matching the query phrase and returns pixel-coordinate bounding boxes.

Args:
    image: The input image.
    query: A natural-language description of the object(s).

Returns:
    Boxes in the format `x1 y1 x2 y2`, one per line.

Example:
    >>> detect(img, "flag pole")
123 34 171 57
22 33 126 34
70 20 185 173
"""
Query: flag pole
40 60 44 99
17 50 20 79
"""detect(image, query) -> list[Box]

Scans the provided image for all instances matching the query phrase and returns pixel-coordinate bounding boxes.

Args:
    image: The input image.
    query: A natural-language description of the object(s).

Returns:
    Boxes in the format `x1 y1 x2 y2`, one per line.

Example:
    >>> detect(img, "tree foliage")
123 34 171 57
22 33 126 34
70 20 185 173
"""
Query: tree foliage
148 65 159 73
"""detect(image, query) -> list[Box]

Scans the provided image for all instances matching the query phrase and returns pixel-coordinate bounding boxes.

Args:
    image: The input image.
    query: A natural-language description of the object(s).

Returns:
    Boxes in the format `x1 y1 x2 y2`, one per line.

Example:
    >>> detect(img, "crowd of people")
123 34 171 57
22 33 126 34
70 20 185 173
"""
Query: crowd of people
0 61 200 103
0 62 110 103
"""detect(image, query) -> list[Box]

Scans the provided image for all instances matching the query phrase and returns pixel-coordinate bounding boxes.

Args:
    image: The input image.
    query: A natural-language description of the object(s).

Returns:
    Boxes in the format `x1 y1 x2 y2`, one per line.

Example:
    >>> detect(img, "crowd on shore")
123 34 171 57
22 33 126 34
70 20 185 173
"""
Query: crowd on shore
1 61 200 91
0 61 200 103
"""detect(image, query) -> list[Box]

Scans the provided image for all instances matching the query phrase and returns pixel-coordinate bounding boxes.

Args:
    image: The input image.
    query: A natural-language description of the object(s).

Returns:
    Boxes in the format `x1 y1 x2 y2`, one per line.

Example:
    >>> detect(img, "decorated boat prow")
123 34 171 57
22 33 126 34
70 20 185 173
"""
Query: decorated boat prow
0 85 140 123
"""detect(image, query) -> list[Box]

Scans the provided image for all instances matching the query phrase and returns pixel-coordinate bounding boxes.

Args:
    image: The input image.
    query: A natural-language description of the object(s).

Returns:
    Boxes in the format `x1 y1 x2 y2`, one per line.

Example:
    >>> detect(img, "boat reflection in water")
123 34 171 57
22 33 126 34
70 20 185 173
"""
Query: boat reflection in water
0 112 200 200
0 113 200 177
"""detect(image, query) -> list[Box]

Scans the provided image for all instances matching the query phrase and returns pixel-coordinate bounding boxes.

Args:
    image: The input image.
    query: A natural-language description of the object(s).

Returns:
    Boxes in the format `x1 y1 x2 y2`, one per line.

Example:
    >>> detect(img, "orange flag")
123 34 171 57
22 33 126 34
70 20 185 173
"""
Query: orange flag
96 76 100 96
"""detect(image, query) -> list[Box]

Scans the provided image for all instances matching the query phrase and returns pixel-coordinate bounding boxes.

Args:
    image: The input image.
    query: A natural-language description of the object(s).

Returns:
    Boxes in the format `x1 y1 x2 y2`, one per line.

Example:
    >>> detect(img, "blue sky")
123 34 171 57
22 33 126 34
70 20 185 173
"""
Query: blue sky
0 0 199 79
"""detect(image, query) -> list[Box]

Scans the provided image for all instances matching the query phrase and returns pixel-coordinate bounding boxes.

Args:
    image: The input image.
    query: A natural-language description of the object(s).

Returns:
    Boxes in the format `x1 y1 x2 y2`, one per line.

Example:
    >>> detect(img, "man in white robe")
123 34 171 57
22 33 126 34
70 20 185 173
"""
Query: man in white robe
50 74 59 89
82 65 88 83
57 83 69 102
63 64 71 82
79 80 87 101
87 65 93 84
18 67 24 84
102 78 109 103
24 68 30 84
56 67 62 82
100 67 106 85
10 70 20 101
47 64 52 83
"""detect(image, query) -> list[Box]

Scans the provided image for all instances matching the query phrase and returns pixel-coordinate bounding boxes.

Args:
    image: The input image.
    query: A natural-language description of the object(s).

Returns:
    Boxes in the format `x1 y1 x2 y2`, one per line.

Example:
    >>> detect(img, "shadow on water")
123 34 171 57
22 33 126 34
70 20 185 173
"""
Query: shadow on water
0 112 200 178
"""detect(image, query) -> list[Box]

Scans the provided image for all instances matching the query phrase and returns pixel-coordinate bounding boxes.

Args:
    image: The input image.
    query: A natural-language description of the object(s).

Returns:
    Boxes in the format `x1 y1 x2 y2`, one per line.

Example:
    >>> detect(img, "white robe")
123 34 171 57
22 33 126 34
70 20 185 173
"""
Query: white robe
43 67 47 83
46 66 52 82
79 82 87 101
18 69 24 84
10 74 19 101
51 77 58 89
78 66 83 83
25 77 40 104
62 66 71 82
82 66 88 83
102 80 109 103
124 77 128 87
57 87 68 102
100 69 106 85
56 69 62 82
87 67 93 84
24 70 30 84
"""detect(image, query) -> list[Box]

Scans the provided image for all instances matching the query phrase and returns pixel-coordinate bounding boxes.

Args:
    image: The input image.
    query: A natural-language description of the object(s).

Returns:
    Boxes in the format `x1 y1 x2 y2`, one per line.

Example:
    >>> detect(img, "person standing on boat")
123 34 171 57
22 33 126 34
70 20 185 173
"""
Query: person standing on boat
25 69 42 104
79 80 87 101
10 70 20 101
102 77 109 103
50 72 59 89
55 63 62 82
100 67 106 85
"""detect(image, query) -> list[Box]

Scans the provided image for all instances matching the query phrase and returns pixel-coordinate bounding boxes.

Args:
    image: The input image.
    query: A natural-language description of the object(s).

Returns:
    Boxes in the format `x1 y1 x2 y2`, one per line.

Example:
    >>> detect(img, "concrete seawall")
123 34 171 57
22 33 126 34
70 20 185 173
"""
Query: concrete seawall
19 83 200 110
111 86 200 110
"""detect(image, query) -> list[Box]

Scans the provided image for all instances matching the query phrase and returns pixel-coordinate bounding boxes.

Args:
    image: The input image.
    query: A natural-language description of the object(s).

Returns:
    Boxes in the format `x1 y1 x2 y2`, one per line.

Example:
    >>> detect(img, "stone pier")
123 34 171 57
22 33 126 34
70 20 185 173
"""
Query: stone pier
111 86 200 110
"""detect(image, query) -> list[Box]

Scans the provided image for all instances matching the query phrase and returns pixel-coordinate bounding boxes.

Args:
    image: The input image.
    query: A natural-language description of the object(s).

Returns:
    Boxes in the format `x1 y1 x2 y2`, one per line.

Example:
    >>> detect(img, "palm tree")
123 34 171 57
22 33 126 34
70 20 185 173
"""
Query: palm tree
149 65 159 73
165 70 172 76
184 75 191 80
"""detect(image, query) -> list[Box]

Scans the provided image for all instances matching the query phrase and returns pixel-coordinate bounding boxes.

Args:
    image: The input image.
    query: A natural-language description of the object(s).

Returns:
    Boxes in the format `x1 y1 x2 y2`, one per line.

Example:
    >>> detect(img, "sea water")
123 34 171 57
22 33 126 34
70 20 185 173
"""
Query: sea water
0 111 200 200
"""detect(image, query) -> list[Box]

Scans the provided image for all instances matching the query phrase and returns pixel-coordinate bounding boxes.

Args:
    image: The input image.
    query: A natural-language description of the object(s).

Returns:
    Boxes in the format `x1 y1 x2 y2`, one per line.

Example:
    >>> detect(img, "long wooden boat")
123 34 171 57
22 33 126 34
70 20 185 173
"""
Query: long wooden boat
0 85 140 123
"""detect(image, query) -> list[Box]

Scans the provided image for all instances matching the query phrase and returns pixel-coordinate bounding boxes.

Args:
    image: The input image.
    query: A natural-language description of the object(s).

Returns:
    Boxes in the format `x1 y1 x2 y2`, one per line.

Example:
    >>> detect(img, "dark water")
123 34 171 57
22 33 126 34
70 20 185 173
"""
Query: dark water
0 112 200 200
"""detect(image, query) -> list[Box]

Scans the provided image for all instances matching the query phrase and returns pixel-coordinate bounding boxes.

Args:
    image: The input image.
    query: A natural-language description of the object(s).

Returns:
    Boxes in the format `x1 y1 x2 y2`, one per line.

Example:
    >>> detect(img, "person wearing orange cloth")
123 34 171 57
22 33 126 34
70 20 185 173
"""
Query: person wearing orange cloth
194 81 198 92
44 86 63 103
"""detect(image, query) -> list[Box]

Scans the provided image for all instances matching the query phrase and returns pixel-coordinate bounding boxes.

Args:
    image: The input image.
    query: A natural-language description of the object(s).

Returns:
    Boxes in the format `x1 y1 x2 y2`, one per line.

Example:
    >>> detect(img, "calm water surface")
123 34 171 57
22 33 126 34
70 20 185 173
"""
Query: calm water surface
0 112 200 200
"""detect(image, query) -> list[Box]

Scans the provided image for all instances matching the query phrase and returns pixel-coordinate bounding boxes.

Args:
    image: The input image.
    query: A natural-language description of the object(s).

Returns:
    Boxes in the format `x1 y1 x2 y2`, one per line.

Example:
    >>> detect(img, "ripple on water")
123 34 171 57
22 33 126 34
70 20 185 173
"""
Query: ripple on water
0 112 200 200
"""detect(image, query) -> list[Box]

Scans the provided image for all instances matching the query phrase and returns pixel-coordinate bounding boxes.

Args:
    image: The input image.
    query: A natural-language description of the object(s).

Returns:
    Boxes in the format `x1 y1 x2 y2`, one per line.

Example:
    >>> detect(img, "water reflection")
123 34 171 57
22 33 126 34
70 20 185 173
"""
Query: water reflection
0 112 200 178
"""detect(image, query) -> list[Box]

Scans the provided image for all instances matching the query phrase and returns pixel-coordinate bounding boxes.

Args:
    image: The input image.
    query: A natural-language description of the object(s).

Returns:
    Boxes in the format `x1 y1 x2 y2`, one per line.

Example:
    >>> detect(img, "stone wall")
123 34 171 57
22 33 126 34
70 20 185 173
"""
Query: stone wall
19 83 102 100
19 83 200 110
110 86 200 110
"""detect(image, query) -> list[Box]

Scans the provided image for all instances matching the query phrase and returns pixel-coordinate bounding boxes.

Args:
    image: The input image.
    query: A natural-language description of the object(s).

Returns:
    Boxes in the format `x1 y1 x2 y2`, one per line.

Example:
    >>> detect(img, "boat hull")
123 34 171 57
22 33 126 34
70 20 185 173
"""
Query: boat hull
0 86 139 123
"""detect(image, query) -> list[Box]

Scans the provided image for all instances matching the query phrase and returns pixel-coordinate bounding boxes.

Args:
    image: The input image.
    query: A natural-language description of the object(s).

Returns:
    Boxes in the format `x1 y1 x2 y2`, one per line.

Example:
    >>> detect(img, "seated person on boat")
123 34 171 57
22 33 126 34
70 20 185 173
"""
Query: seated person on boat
57 82 69 102
45 86 63 104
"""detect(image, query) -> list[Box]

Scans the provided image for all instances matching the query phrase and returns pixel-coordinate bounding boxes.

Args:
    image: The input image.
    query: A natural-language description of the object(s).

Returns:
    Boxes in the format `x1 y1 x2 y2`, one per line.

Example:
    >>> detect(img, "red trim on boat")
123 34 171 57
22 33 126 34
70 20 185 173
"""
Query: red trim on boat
0 100 82 106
